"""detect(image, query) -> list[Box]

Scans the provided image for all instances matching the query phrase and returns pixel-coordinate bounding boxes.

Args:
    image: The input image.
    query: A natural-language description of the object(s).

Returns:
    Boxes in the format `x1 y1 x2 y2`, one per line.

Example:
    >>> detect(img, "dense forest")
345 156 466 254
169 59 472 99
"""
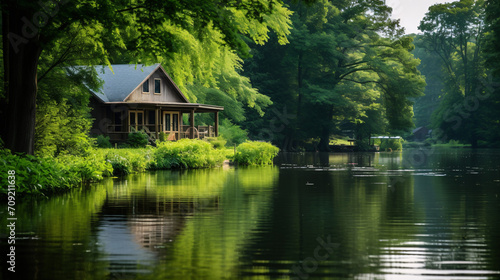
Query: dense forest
1 0 500 156
412 0 500 147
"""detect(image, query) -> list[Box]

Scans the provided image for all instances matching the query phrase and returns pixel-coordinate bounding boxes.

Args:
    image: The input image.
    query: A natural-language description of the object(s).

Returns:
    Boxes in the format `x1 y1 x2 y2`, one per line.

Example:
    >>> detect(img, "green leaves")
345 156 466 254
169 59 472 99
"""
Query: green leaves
0 149 112 196
418 0 495 146
153 139 226 169
244 0 424 149
34 99 93 158
232 141 280 165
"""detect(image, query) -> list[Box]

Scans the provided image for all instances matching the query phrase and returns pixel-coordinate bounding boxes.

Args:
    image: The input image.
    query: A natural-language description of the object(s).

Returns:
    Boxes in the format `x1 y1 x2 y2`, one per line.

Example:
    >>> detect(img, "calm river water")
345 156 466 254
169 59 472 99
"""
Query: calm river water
2 148 500 280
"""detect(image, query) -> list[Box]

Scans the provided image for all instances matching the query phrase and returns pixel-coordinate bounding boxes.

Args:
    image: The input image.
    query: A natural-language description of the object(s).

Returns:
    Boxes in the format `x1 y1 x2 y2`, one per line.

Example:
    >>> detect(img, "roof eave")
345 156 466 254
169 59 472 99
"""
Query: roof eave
100 101 224 111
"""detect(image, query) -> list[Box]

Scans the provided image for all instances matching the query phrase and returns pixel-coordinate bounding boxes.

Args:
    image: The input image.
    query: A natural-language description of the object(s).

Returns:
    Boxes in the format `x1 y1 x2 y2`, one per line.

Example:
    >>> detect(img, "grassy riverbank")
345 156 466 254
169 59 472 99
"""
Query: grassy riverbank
403 139 473 149
0 139 279 197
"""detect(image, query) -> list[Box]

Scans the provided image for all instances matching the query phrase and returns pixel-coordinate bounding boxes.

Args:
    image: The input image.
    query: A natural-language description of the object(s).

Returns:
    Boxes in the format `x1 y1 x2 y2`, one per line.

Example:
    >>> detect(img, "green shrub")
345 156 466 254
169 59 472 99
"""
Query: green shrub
117 142 131 148
205 137 227 149
96 135 112 148
56 152 113 181
0 150 77 196
158 131 167 142
99 148 153 175
0 147 117 196
107 153 132 175
233 141 279 165
127 131 149 148
35 99 94 158
153 139 225 169
380 138 403 151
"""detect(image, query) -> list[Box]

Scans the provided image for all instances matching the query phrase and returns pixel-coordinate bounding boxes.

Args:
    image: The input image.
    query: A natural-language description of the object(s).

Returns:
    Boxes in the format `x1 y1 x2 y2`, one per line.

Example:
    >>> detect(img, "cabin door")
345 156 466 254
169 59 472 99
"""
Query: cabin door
163 111 180 140
129 110 144 132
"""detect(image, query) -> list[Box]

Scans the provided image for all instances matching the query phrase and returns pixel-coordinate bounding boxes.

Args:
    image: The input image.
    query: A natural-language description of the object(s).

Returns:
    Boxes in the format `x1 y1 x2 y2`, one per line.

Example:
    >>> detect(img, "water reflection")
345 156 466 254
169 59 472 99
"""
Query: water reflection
1 149 500 280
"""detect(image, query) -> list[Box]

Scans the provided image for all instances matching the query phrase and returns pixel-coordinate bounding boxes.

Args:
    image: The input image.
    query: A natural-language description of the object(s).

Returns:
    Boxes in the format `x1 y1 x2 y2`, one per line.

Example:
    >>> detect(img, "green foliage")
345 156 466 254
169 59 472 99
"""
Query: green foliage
56 152 113 181
233 141 280 166
153 139 226 169
205 137 227 149
0 148 111 196
108 154 132 176
33 33 105 158
96 135 112 148
379 139 403 151
432 139 472 147
244 0 424 150
127 132 149 148
418 0 497 147
412 36 446 128
486 0 500 75
158 132 167 142
0 150 74 196
189 85 247 123
35 99 93 158
220 119 249 146
112 0 281 119
98 149 153 176
1 135 282 196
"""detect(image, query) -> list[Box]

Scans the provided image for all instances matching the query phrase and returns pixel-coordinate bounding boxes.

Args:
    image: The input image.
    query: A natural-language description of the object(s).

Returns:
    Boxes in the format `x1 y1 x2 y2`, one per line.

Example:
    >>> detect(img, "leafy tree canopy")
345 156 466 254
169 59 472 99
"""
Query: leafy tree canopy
244 0 425 150
418 0 500 146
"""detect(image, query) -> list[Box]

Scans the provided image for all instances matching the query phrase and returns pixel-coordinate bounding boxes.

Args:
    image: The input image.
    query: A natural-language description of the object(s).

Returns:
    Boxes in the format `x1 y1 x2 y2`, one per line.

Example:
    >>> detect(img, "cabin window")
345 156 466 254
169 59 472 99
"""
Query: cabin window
142 79 149 93
154 79 161 94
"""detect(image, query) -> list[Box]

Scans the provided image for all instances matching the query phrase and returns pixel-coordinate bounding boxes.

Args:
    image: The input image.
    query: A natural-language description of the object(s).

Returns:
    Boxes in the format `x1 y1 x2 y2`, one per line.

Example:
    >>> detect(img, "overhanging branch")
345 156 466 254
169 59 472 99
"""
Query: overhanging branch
339 67 374 81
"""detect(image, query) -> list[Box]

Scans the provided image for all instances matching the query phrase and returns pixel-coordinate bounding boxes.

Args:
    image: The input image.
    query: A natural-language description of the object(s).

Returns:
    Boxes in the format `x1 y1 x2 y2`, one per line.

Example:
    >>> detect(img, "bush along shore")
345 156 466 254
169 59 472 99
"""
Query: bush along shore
0 139 279 197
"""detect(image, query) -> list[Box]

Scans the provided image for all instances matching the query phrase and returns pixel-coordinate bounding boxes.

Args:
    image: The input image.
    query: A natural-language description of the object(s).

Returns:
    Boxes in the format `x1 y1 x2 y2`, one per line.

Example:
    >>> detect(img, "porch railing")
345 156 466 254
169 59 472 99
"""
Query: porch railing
103 124 215 142
179 125 215 139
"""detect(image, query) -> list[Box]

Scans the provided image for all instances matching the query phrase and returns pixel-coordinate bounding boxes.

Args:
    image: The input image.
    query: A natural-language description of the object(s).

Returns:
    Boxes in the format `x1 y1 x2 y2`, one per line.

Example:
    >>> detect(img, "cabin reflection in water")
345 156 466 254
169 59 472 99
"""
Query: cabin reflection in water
97 196 220 255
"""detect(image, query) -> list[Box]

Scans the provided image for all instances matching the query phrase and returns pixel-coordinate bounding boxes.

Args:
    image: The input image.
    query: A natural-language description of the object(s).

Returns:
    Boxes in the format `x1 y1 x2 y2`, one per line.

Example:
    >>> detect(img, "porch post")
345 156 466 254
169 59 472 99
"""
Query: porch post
155 109 159 138
125 109 130 133
214 111 219 137
190 109 195 139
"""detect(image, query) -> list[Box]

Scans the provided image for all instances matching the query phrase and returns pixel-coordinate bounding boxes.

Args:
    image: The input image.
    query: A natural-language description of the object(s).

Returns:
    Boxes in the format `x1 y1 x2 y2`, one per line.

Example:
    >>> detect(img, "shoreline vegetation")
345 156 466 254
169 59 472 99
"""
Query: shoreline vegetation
0 132 487 198
0 139 279 197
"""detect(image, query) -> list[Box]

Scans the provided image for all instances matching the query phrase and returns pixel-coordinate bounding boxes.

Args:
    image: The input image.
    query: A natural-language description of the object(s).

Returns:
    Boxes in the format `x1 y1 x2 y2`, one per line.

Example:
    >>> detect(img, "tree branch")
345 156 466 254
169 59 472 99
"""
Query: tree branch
343 78 382 86
38 27 81 83
343 60 369 68
116 5 146 13
339 67 375 81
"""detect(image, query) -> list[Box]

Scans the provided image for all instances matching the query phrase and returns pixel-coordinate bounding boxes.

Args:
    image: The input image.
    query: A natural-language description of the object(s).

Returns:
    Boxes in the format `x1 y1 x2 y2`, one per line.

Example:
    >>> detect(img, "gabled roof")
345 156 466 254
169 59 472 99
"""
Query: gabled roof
79 63 189 103
412 126 428 134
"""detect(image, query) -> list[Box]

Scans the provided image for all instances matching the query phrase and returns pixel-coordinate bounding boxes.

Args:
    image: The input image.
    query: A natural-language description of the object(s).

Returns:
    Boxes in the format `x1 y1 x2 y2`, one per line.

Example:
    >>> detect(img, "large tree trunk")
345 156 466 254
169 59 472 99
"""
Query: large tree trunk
317 105 333 152
1 3 42 155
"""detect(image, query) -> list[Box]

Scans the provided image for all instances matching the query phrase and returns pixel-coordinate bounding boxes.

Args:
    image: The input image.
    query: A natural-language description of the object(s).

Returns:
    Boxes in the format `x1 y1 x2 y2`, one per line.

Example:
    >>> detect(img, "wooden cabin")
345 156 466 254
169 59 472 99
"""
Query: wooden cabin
85 63 223 143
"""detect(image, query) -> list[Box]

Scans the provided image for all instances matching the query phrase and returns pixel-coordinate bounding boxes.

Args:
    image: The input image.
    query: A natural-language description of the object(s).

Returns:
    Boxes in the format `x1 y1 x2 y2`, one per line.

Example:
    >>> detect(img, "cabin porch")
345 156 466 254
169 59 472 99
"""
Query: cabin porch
90 102 223 143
